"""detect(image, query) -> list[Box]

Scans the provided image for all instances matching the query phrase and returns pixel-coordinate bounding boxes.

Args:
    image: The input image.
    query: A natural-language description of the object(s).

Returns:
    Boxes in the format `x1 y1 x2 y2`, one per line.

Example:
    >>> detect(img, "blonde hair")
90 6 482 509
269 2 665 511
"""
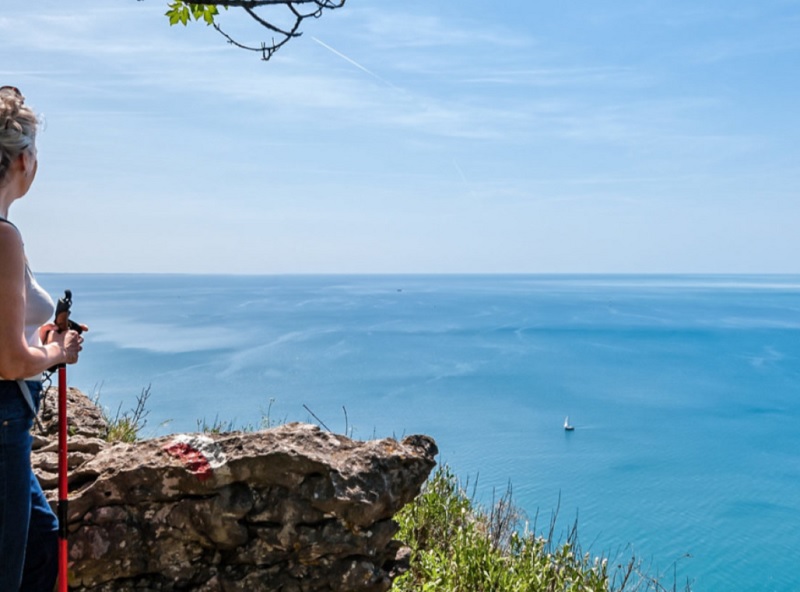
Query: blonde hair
0 87 38 185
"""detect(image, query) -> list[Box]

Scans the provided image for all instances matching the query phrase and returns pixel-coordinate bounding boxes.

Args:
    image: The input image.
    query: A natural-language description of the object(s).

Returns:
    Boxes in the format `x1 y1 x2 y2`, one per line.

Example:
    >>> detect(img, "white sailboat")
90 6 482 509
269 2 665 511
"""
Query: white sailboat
563 416 575 431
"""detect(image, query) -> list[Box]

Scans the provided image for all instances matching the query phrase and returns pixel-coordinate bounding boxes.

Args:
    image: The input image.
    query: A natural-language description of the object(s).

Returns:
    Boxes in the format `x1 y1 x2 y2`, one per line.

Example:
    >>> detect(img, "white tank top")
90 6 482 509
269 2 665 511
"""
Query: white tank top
0 217 55 361
24 262 55 348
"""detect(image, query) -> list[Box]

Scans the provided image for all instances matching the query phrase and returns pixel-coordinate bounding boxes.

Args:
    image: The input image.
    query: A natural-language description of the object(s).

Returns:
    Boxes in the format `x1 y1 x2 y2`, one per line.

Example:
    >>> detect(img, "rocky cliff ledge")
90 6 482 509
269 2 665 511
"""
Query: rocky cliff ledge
31 388 437 592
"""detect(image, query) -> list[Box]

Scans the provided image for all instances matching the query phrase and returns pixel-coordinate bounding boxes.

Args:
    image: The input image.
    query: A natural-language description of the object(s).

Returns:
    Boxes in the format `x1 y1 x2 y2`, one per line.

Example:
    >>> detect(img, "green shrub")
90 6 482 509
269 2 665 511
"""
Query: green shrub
394 465 686 592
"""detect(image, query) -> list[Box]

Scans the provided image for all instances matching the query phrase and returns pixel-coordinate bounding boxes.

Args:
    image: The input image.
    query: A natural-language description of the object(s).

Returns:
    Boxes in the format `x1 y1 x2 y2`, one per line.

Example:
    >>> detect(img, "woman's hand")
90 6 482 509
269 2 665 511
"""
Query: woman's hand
40 321 89 342
61 330 84 364
41 324 85 365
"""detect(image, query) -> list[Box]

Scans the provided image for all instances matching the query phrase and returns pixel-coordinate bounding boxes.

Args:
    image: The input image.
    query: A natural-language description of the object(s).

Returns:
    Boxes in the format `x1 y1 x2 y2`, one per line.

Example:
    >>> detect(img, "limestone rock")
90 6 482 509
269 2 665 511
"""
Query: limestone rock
32 389 437 591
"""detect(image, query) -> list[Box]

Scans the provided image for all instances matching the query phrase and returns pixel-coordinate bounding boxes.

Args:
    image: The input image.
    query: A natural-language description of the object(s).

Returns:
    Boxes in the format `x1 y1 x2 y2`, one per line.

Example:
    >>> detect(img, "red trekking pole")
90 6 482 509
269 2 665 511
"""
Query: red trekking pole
57 363 68 590
53 290 82 592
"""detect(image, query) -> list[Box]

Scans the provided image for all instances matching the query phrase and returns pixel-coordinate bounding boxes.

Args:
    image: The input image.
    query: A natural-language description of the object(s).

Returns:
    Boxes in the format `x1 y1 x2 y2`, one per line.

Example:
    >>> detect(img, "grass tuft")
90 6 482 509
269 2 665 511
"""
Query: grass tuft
102 385 152 443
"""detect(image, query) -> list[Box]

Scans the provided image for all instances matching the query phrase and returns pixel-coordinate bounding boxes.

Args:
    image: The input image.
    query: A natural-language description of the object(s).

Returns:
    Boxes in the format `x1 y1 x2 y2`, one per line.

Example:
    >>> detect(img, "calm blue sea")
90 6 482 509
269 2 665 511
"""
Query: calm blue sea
38 274 800 591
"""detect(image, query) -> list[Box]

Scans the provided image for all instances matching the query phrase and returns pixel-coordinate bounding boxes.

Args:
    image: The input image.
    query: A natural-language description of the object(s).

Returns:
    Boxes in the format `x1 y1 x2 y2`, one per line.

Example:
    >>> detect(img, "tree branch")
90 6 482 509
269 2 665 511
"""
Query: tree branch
184 0 342 7
160 0 346 61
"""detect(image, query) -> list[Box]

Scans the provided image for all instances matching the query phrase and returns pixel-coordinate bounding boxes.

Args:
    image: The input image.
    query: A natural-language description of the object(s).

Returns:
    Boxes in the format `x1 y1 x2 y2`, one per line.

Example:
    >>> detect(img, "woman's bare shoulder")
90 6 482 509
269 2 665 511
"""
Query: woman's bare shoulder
0 220 24 266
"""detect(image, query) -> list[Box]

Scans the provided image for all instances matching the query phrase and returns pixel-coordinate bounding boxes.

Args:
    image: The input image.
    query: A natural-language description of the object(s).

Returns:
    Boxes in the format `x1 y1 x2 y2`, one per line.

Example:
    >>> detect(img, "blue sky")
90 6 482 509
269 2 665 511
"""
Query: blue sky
3 0 800 273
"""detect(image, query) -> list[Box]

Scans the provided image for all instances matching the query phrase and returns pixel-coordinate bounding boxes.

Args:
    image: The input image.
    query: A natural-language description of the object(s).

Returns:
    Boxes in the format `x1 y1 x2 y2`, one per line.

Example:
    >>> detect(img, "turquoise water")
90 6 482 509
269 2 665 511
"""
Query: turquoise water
38 274 800 591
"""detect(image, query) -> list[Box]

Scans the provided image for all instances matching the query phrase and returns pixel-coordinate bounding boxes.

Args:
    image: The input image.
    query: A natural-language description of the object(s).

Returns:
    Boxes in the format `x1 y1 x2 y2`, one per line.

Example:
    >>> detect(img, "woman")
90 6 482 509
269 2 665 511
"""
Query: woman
0 85 84 591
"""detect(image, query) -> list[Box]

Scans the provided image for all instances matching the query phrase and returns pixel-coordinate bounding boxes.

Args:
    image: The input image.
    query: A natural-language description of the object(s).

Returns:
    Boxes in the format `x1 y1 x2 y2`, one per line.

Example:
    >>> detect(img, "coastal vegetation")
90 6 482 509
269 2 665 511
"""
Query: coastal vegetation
393 465 690 592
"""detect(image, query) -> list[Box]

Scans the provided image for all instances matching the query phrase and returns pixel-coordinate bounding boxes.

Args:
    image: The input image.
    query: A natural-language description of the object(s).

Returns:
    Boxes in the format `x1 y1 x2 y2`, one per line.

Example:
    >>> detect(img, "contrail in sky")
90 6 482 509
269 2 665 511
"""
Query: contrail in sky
453 159 469 185
311 36 399 90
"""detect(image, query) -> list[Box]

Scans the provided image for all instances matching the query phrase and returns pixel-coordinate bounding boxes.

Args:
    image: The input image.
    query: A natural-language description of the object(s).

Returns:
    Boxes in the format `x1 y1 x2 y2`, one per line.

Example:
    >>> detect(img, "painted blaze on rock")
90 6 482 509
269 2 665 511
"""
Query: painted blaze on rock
163 434 227 482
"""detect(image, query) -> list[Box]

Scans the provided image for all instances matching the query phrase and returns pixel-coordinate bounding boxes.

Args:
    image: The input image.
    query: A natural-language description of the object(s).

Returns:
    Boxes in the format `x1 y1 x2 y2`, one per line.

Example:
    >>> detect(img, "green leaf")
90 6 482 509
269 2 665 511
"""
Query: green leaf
202 5 219 25
164 1 183 26
165 1 220 27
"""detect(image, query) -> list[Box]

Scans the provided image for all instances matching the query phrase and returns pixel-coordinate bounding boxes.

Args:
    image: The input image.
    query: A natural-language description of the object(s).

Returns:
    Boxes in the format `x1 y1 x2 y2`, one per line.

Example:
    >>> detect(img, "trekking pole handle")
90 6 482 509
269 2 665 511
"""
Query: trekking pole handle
54 290 84 335
49 290 84 373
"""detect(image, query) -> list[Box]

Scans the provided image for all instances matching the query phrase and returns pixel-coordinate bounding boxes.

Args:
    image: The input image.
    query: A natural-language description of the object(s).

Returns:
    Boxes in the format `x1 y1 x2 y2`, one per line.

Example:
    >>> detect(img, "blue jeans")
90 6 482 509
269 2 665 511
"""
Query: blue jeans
0 381 58 592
